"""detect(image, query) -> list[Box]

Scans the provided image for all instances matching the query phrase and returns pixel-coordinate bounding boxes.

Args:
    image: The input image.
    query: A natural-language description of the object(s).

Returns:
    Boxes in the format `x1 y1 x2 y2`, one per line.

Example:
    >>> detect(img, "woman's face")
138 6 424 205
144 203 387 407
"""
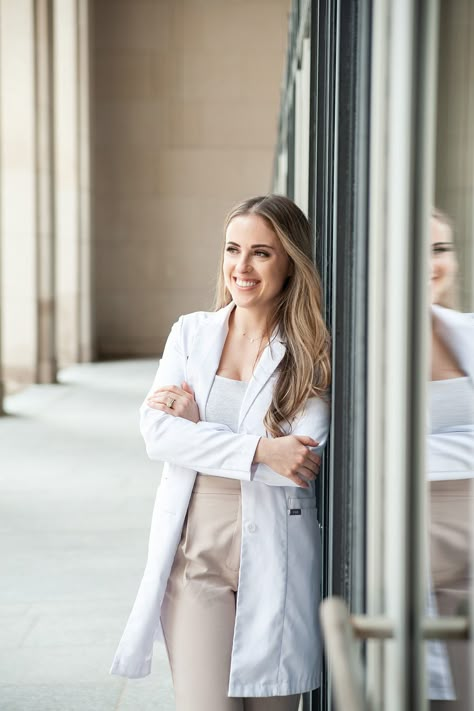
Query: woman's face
223 214 291 314
430 217 458 306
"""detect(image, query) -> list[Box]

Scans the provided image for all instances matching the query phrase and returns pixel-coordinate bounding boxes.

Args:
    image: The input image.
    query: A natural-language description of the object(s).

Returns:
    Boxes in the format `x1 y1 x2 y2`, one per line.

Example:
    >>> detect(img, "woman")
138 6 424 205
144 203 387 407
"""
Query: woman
111 194 331 710
428 209 473 710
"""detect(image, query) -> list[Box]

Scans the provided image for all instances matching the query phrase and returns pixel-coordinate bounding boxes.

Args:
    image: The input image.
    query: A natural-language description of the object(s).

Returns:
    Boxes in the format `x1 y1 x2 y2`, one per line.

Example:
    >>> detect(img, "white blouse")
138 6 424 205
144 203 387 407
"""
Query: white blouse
428 376 474 480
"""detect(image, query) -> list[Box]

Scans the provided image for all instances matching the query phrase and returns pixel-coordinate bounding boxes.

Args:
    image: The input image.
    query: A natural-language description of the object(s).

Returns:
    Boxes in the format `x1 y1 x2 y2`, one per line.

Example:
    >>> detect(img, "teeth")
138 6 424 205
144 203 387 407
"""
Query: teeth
236 279 258 287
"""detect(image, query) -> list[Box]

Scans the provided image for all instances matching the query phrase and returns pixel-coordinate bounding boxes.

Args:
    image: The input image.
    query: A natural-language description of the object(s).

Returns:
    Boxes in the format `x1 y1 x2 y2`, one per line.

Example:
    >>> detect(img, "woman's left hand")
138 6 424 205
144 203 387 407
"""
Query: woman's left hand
146 382 200 423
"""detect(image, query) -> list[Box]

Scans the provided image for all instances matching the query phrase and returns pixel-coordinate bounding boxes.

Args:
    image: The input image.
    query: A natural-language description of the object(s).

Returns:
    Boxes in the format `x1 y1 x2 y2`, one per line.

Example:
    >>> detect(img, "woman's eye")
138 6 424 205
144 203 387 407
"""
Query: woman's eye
255 251 270 258
225 247 238 254
432 245 454 255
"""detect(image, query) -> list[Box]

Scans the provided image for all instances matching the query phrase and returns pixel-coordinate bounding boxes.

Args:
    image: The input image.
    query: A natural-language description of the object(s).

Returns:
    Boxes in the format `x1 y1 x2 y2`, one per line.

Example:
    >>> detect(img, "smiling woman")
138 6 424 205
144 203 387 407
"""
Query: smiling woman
216 196 331 436
111 194 331 711
224 215 292 312
430 209 458 309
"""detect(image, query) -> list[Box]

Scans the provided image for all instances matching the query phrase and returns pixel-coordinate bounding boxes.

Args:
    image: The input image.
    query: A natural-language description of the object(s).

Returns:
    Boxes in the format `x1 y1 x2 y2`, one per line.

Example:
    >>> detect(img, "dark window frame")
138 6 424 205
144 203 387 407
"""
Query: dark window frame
307 0 371 708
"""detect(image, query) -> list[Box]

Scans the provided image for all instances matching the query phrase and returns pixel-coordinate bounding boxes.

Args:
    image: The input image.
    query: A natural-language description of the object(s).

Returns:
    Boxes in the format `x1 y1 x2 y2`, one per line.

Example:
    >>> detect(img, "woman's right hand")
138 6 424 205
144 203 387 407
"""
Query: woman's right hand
254 435 321 488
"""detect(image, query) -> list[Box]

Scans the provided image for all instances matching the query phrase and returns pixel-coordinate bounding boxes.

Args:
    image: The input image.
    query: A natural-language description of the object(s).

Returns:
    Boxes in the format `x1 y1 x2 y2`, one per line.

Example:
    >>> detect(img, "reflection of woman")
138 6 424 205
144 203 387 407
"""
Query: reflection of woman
429 210 474 710
111 195 331 710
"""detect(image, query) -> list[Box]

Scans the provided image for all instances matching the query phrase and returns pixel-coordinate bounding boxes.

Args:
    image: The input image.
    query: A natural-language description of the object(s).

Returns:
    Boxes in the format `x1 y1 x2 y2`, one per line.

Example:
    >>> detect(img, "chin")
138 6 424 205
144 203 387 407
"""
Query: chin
231 294 256 308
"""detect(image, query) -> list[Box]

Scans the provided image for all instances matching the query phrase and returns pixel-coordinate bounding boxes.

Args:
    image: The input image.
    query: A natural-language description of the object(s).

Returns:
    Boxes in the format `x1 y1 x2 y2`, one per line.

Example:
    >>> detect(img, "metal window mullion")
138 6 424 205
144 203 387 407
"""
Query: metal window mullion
366 0 389 702
380 2 439 710
382 0 418 705
406 2 439 708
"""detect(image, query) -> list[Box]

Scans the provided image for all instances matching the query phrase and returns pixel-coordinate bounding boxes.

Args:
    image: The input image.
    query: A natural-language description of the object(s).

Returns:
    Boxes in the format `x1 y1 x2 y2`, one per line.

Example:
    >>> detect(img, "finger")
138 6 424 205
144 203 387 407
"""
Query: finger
155 384 193 401
147 393 173 405
285 471 310 488
152 385 186 397
304 450 321 467
295 435 319 447
297 475 315 489
299 463 318 478
146 401 177 415
291 475 310 489
147 393 181 408
297 452 319 473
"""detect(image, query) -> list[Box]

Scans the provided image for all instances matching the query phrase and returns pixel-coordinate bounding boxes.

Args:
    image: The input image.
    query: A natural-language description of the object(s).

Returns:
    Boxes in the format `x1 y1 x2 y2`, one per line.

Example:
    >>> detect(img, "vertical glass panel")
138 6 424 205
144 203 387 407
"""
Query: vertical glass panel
427 1 473 709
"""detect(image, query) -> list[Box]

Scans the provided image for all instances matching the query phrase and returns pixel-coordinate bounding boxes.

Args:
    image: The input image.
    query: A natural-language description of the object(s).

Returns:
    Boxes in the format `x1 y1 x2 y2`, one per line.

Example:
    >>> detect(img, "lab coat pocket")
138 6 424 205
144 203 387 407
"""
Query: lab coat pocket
286 495 321 610
287 495 318 516
281 494 322 680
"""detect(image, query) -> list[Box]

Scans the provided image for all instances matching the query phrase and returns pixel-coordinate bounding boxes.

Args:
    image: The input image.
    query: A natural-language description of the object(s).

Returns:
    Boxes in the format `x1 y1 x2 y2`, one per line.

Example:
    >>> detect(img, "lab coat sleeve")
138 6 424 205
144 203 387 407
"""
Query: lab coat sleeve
250 394 331 487
140 317 261 481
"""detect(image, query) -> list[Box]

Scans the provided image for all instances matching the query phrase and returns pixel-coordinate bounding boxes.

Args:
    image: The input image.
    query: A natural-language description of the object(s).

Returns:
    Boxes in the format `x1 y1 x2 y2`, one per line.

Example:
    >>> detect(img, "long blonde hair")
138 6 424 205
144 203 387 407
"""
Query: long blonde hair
215 194 331 437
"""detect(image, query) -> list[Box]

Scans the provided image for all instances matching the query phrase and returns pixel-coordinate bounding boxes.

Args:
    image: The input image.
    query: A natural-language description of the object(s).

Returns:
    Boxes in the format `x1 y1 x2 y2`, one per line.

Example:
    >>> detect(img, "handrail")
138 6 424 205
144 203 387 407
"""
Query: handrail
320 597 470 711
351 614 469 640
319 598 367 711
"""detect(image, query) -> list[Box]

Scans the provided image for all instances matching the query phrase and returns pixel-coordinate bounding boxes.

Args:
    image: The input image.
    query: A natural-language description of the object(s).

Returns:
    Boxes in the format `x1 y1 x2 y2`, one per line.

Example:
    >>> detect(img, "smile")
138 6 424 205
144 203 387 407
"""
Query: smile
234 278 260 288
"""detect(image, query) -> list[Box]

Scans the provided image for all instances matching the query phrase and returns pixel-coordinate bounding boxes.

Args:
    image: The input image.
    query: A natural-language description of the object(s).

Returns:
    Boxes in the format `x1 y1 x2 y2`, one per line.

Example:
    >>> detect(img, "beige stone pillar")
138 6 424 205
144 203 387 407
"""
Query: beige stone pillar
0 0 38 390
0 5 3 414
34 0 57 383
77 0 94 362
0 39 4 415
54 0 94 367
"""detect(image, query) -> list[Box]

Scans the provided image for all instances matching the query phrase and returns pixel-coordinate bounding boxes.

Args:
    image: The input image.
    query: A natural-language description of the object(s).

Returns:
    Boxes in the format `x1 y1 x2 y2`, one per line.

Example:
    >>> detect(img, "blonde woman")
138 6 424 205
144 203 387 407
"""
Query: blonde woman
111 195 331 711
428 209 473 710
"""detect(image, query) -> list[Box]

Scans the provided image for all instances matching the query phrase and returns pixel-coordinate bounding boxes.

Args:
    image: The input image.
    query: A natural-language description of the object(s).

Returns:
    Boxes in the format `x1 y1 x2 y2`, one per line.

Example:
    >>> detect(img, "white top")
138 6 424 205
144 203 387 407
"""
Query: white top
428 376 474 481
205 374 248 432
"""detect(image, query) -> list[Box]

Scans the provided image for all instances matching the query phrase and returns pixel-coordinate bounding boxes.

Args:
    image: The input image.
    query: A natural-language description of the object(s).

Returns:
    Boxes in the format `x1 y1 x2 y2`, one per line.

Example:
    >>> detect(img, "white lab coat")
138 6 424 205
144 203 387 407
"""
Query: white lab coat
427 306 473 699
110 302 330 697
431 304 474 381
428 304 474 481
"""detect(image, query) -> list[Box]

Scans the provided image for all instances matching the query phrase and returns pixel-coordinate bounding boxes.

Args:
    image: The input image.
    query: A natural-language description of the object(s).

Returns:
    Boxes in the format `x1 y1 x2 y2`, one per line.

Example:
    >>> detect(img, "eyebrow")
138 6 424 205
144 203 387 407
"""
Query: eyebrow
432 241 453 247
226 241 275 250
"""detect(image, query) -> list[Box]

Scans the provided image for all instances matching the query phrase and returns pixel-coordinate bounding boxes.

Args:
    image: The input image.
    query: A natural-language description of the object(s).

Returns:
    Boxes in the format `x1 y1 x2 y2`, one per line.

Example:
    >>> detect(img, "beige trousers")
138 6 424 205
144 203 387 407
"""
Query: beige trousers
430 479 472 711
161 474 301 711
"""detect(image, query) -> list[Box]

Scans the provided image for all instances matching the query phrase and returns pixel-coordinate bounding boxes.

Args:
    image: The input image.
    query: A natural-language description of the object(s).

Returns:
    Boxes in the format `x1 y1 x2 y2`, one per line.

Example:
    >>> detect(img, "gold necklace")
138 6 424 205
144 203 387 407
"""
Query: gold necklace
240 330 265 344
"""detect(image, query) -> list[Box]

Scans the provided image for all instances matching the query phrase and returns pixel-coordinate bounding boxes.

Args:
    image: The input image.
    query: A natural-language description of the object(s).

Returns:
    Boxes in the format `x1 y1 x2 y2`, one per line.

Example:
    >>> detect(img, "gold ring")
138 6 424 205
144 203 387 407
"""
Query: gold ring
166 397 176 409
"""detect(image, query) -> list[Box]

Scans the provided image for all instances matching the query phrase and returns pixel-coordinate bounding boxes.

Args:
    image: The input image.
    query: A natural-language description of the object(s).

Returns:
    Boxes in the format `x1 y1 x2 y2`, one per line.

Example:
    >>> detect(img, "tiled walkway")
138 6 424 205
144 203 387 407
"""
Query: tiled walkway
0 360 174 711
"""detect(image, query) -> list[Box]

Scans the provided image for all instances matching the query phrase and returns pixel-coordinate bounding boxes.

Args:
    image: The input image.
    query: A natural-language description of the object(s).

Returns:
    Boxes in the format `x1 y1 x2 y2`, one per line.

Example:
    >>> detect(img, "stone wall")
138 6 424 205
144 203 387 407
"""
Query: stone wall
93 0 290 356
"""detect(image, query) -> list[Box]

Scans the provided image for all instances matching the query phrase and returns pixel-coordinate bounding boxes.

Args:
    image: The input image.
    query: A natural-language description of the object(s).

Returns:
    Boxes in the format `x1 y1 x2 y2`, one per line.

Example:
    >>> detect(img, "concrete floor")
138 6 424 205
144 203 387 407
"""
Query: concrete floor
0 360 175 711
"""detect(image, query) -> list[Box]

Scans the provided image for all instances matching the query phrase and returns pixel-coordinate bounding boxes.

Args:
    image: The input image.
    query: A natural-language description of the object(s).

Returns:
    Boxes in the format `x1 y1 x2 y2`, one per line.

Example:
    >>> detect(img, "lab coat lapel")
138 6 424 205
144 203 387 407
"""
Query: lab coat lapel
432 305 474 380
190 302 235 417
238 334 286 429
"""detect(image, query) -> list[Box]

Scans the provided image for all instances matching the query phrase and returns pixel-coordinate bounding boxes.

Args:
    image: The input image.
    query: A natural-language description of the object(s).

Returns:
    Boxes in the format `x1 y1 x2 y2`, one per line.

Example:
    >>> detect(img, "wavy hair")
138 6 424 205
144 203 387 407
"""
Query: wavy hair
215 194 331 437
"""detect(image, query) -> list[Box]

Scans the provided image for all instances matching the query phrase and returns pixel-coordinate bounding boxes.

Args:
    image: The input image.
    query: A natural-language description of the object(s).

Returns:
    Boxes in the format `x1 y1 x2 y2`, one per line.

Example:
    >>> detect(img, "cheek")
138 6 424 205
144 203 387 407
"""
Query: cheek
439 255 457 280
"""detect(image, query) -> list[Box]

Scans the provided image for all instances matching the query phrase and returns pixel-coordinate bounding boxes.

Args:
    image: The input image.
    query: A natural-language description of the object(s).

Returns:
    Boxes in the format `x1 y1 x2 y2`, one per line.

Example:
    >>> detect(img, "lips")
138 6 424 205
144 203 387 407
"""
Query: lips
234 277 260 288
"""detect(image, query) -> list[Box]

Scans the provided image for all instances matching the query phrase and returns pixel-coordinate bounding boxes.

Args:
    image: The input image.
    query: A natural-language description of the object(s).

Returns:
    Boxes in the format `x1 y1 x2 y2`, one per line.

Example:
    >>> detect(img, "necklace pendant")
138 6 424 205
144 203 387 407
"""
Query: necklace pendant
241 330 263 343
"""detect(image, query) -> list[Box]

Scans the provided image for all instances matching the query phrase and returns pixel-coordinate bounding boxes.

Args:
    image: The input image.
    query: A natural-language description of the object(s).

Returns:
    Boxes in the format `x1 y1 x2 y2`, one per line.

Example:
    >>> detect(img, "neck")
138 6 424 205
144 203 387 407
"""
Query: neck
231 306 270 337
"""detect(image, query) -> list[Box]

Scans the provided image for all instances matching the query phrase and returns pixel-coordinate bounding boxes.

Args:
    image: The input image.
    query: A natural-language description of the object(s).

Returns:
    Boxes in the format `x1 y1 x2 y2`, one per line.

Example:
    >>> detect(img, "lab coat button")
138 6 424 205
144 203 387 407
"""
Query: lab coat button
246 522 257 533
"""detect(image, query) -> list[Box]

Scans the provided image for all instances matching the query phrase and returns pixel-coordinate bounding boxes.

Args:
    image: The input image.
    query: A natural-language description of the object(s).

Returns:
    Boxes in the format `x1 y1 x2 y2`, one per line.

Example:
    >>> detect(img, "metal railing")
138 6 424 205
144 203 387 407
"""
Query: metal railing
320 597 470 711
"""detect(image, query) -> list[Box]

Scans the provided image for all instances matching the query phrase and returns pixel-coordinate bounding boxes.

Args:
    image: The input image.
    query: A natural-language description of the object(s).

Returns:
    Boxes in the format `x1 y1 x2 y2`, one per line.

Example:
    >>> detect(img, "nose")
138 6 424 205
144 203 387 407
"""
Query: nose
235 252 252 273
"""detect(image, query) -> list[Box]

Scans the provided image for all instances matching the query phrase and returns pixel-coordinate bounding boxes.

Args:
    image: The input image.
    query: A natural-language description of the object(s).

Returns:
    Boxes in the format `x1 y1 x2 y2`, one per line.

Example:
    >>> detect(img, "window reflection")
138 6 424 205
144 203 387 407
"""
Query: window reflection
427 211 474 709
427 2 474 705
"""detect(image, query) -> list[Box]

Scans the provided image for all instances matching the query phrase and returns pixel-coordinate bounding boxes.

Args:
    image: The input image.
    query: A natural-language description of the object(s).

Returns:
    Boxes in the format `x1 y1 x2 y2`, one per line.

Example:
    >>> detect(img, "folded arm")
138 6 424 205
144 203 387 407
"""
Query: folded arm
141 317 330 487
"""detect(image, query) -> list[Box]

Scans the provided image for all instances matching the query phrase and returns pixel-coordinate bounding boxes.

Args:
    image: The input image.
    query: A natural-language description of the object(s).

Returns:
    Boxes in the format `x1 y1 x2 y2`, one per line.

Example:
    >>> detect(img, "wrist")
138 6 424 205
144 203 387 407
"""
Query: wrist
254 436 271 465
